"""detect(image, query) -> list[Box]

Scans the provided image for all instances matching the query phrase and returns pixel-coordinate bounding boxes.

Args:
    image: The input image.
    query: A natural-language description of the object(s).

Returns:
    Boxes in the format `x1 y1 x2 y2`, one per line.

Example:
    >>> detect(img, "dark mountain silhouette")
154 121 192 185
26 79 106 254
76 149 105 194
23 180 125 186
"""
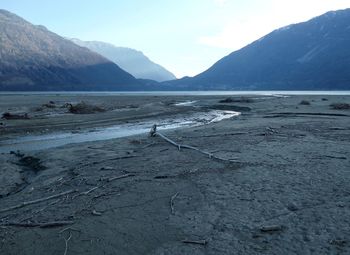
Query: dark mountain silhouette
71 39 176 82
0 9 140 91
166 9 350 90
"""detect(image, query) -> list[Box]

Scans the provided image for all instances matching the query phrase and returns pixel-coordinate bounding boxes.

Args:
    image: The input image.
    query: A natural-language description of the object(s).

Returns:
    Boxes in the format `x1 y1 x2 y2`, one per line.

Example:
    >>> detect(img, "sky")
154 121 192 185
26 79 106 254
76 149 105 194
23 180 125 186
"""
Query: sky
1 0 350 78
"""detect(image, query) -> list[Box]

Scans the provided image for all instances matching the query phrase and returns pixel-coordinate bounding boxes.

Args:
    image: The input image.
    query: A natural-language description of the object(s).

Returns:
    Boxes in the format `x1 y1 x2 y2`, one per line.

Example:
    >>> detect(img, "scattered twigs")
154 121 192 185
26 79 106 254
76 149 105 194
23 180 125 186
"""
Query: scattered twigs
182 239 208 245
72 155 139 173
73 174 135 199
266 126 278 134
73 186 99 199
149 125 237 162
81 186 99 196
0 190 75 214
63 232 72 255
92 210 102 216
72 187 99 199
1 221 74 228
59 227 80 234
18 200 60 223
141 142 157 149
107 173 135 182
170 193 179 214
93 190 120 199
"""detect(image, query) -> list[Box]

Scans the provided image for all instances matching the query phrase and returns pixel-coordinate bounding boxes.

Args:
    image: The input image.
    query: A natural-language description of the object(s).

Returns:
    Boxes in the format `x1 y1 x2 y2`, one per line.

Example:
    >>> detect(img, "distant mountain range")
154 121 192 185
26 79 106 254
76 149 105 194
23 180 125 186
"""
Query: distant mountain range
0 9 141 91
165 8 350 90
1 8 350 91
71 39 176 82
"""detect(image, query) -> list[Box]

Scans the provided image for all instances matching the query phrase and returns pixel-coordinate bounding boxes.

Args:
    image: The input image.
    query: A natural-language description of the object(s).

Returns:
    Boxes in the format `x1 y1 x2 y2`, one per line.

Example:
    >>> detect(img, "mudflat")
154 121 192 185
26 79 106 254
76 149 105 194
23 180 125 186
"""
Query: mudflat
0 93 349 254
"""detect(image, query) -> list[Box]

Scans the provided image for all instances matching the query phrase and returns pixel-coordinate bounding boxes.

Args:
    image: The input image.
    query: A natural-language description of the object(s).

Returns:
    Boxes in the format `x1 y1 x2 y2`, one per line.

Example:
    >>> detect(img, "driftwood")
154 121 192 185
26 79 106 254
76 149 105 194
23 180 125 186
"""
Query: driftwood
18 199 61 223
81 186 99 195
72 186 99 199
74 174 135 199
264 112 349 118
1 221 74 228
182 239 208 245
181 132 248 139
0 190 75 214
260 225 284 232
170 193 179 214
141 142 158 149
107 173 135 182
149 125 237 162
63 232 72 255
92 210 102 216
59 227 81 234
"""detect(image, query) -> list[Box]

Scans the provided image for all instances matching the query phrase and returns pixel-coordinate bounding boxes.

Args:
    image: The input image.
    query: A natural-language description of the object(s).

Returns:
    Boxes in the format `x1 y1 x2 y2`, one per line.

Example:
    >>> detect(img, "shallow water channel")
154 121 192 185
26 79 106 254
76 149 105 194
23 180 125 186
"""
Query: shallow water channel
0 110 240 153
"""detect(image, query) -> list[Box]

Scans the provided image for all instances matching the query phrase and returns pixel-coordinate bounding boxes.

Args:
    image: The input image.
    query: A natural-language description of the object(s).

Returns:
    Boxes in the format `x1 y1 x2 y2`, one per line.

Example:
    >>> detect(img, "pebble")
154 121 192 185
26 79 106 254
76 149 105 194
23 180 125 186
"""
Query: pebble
287 202 299 211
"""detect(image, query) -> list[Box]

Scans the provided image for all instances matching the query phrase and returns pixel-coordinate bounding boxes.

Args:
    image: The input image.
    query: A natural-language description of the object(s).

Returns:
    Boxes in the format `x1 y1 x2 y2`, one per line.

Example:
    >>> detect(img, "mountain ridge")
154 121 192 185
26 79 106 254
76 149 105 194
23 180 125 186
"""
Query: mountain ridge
70 39 176 82
0 9 141 91
165 8 350 90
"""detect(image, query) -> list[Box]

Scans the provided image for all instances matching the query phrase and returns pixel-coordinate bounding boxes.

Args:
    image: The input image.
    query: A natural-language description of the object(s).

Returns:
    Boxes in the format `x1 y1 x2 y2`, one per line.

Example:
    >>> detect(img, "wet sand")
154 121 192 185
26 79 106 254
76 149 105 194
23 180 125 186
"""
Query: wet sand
0 94 349 254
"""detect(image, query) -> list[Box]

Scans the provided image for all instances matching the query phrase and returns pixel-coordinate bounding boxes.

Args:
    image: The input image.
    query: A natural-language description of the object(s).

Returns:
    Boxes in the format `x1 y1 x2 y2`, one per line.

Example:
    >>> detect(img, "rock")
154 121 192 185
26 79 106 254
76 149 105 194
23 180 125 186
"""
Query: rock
299 100 311 105
67 102 106 114
219 97 254 103
330 103 350 110
336 202 346 208
287 202 299 211
329 239 347 246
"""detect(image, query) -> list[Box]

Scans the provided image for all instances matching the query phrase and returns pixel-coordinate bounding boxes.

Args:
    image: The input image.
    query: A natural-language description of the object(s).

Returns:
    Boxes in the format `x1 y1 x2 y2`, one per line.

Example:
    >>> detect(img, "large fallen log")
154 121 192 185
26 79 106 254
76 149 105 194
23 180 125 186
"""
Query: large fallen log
149 124 237 162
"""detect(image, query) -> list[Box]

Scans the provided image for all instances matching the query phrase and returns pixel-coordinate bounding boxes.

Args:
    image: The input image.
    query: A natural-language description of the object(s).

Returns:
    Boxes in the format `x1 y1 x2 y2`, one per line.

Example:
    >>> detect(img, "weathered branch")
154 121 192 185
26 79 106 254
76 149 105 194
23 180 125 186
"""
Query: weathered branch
149 125 237 162
63 232 72 255
0 190 76 214
260 225 284 232
1 221 74 228
73 174 135 199
182 239 208 245
107 173 135 182
170 192 179 214
181 132 248 139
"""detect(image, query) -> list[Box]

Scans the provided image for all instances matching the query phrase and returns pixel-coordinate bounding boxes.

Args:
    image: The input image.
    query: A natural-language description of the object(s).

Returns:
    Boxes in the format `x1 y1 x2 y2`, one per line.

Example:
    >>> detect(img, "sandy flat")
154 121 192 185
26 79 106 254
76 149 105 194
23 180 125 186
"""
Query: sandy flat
0 94 349 254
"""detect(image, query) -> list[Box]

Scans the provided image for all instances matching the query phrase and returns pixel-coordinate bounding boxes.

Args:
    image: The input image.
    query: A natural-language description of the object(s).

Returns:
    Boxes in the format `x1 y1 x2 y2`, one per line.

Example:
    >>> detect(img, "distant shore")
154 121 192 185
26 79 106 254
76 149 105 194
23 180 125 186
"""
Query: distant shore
1 90 350 95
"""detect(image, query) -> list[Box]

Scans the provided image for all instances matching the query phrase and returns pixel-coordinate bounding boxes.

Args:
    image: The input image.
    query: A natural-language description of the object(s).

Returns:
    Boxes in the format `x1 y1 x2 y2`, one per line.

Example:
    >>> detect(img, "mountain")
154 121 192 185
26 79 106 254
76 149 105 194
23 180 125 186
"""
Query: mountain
71 39 176 82
166 9 350 90
0 9 141 91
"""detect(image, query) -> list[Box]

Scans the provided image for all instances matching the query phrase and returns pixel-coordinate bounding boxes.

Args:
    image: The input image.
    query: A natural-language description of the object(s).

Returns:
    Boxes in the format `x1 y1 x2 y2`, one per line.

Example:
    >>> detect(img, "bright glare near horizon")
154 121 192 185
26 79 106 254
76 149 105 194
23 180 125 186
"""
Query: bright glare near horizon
1 0 349 78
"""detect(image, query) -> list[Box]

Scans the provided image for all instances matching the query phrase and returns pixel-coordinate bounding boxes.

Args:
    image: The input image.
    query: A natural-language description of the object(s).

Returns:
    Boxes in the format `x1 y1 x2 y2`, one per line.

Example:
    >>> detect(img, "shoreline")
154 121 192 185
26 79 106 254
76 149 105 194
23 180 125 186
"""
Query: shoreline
1 90 350 96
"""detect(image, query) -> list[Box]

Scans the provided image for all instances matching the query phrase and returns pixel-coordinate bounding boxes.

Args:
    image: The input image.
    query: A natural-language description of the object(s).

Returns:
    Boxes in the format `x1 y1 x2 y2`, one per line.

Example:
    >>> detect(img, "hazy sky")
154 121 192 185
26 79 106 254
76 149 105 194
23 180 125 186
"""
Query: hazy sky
1 0 349 77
